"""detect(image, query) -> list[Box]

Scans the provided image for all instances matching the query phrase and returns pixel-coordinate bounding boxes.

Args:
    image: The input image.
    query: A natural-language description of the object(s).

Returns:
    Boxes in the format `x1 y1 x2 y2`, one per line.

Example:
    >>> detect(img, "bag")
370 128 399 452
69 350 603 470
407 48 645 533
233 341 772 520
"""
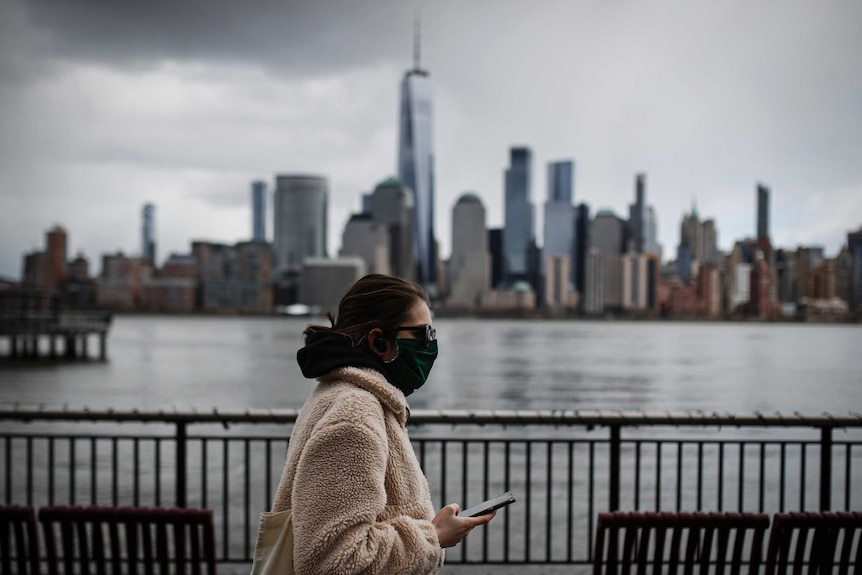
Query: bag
250 509 295 575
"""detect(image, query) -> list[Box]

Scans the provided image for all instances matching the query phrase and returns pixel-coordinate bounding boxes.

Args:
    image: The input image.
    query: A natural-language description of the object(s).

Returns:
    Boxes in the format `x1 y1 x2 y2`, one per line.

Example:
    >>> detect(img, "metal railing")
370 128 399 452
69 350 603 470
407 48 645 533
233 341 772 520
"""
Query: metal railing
1 407 860 567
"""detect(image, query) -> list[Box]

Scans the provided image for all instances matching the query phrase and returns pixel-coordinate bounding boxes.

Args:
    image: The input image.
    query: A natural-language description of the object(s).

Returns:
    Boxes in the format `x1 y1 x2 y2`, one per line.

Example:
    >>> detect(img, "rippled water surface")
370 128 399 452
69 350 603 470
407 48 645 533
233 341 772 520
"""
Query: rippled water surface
2 316 860 415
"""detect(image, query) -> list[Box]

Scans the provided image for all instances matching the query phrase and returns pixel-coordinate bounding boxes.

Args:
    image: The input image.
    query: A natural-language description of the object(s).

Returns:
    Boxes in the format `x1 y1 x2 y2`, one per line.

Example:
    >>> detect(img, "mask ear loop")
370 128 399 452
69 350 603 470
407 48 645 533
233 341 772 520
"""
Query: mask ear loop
383 341 400 363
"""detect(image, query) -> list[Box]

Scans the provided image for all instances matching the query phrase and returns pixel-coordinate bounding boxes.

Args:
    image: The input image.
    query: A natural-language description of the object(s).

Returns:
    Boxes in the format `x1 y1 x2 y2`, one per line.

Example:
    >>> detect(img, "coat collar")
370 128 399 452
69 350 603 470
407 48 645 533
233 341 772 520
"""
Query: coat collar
320 366 410 426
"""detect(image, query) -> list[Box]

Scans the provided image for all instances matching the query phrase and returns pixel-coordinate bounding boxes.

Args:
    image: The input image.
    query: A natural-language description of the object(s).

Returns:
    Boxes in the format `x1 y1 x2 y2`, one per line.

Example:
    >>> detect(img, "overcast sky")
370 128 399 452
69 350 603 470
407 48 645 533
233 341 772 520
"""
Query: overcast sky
2 0 861 279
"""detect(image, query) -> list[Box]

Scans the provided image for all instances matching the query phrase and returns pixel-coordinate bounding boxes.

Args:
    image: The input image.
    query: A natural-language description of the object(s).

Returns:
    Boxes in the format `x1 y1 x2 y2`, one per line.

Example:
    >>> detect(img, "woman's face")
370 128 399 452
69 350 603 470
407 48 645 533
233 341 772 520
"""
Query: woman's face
366 298 434 363
385 298 438 396
399 299 433 338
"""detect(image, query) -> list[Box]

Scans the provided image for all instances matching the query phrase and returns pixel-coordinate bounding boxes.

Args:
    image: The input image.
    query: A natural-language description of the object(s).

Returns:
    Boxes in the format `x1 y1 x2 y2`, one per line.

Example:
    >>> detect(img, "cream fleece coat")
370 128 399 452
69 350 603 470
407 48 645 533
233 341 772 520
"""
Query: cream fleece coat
271 366 444 575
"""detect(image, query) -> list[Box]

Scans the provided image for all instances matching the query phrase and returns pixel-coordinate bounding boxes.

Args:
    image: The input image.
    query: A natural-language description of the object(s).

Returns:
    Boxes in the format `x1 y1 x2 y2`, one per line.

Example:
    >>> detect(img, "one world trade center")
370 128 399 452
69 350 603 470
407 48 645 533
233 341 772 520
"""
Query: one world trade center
397 20 436 291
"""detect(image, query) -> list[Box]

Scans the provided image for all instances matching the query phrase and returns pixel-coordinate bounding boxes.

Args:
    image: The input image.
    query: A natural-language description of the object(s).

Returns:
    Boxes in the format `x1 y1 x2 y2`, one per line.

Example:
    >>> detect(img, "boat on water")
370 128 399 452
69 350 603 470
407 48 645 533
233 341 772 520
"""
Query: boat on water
275 303 323 317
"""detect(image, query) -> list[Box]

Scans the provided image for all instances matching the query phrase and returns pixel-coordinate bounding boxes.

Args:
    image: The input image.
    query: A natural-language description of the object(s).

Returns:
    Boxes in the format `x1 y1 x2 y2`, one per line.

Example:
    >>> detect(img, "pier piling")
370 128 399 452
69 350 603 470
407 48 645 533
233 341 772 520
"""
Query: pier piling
1 288 112 361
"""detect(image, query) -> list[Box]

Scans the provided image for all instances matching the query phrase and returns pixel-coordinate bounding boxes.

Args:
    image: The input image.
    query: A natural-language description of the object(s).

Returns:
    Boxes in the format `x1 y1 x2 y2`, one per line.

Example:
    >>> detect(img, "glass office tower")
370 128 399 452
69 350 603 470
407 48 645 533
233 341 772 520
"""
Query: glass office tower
504 147 533 283
629 173 647 253
398 65 436 289
273 175 328 276
543 160 575 283
757 183 770 242
547 161 573 203
251 181 266 241
141 203 156 263
574 203 590 294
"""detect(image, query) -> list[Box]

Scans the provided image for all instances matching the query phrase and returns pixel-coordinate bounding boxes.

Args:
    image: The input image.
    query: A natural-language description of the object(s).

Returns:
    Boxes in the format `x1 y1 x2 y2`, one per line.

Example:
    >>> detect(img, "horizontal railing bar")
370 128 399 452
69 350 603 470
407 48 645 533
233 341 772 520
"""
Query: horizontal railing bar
1 433 856 448
1 406 862 428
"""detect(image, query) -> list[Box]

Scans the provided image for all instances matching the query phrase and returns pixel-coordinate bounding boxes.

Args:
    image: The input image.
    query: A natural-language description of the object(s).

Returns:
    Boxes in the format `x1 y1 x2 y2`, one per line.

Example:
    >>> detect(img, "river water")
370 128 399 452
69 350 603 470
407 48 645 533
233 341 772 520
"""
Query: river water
1 315 860 415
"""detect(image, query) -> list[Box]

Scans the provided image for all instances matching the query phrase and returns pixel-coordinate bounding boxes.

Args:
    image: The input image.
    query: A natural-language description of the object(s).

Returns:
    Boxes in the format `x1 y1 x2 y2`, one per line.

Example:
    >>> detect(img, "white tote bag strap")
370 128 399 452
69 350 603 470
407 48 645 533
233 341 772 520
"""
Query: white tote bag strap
250 509 295 575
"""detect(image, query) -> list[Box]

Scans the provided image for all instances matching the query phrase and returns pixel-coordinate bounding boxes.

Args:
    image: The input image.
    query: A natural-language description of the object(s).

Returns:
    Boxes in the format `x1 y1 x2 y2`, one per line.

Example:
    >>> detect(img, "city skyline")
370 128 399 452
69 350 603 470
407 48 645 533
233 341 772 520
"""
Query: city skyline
1 1 861 279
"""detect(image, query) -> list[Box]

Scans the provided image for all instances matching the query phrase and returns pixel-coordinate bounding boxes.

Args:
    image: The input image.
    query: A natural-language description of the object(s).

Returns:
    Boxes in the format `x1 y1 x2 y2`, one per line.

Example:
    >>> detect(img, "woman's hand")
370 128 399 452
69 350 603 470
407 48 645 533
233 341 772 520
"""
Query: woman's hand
432 503 496 548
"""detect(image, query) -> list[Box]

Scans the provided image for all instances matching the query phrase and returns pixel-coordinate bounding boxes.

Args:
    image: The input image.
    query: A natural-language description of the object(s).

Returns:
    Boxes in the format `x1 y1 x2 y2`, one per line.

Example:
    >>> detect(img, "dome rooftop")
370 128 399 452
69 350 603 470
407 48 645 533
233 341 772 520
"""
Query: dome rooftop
457 193 482 204
376 176 405 189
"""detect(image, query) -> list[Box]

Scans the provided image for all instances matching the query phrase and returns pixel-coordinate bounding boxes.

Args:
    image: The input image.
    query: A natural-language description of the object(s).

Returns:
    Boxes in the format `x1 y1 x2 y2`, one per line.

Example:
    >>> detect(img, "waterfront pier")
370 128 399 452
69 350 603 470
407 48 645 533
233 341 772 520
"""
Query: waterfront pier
0 288 112 360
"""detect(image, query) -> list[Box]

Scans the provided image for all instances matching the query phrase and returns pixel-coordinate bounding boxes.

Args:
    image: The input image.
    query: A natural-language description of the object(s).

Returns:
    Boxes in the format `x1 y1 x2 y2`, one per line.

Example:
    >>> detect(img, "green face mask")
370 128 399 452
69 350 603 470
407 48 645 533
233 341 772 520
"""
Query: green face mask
386 339 438 397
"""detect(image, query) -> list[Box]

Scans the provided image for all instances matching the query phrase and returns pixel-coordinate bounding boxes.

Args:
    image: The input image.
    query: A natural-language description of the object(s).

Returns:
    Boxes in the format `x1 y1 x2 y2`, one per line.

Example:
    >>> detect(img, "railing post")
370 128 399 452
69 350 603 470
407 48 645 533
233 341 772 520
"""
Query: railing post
820 426 832 511
176 421 188 508
609 425 621 511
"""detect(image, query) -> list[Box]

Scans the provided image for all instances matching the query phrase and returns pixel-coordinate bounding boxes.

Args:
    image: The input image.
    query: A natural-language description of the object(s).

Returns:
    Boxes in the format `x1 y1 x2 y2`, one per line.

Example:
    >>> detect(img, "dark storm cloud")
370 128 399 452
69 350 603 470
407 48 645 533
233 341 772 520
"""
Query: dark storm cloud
12 0 412 75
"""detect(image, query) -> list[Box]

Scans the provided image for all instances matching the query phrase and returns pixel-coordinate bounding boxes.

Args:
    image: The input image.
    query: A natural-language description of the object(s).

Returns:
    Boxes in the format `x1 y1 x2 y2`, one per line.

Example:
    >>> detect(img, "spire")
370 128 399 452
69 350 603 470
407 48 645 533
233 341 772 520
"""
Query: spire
413 11 421 71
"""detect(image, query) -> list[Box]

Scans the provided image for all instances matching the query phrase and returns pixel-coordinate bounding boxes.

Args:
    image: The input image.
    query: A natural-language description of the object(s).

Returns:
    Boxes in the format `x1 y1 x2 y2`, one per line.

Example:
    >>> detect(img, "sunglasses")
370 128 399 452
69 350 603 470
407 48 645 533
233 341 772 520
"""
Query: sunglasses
396 325 437 347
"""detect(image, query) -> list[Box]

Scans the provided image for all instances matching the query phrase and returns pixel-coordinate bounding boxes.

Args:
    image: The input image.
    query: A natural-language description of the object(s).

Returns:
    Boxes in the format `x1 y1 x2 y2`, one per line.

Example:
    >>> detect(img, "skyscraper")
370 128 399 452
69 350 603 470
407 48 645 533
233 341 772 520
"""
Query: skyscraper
678 204 703 281
847 227 862 310
757 183 770 242
547 161 573 203
340 214 391 276
775 248 798 303
543 160 576 286
251 181 266 241
702 219 718 265
46 225 67 289
397 20 436 289
573 203 590 295
677 204 718 280
273 175 328 276
584 247 605 314
141 204 156 263
504 147 533 284
629 173 647 253
448 193 489 309
644 206 661 258
367 177 415 280
591 211 625 256
590 210 626 310
488 228 504 289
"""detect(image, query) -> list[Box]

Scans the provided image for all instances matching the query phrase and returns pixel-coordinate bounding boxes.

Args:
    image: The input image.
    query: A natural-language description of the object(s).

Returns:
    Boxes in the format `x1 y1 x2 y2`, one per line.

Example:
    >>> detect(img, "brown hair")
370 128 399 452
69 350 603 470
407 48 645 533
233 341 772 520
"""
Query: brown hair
304 274 430 343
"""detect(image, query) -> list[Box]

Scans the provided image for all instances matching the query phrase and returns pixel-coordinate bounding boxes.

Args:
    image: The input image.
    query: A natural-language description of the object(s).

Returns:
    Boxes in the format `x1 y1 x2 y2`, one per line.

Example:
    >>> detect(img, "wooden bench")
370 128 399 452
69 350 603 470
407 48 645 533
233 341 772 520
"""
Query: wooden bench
593 511 771 574
764 511 862 574
0 505 40 575
38 506 216 575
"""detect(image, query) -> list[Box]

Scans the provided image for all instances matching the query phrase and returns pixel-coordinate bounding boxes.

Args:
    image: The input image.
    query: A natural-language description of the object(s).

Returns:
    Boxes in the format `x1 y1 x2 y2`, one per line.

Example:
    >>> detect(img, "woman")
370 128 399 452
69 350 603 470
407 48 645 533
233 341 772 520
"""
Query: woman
269 274 494 574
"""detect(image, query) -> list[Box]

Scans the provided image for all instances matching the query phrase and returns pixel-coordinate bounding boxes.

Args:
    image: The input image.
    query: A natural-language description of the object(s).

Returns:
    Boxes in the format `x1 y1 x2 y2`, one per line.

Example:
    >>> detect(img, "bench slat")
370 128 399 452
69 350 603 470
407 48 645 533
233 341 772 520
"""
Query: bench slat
38 506 216 575
0 505 40 575
594 511 771 574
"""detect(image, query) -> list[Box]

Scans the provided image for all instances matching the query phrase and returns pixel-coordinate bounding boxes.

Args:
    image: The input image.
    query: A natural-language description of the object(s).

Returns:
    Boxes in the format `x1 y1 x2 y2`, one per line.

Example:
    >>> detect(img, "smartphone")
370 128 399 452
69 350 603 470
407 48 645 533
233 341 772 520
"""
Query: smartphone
459 491 516 517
